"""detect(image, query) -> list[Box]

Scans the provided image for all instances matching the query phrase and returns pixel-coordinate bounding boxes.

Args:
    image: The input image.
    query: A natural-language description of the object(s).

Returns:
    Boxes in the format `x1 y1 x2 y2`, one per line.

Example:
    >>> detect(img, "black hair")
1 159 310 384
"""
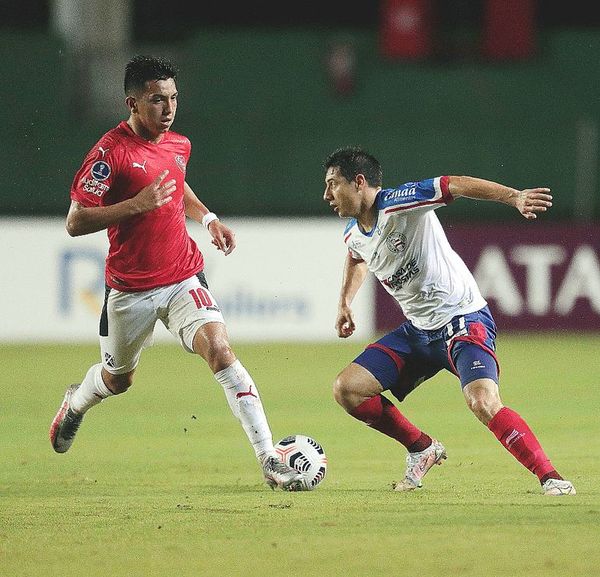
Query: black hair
323 146 383 188
124 55 178 95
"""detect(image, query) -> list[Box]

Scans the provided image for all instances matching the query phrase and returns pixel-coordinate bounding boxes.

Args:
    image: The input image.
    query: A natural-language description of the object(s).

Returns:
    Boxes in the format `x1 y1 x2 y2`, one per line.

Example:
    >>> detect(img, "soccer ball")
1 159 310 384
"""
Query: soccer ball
274 434 327 491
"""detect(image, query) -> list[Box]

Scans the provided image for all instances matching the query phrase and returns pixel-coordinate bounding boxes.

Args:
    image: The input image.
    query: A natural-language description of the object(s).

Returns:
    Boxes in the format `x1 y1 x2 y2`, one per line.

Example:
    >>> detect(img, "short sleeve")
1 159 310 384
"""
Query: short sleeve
379 176 453 213
70 148 115 207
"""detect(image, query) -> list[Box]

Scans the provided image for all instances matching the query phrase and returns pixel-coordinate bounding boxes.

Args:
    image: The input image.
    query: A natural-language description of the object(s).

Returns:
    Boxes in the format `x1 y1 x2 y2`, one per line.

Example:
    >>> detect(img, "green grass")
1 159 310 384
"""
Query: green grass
1 335 599 577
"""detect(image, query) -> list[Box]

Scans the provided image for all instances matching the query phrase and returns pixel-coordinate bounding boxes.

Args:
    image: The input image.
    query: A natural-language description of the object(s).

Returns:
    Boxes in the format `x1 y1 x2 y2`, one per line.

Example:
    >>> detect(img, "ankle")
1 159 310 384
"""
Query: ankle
407 433 433 453
540 471 563 485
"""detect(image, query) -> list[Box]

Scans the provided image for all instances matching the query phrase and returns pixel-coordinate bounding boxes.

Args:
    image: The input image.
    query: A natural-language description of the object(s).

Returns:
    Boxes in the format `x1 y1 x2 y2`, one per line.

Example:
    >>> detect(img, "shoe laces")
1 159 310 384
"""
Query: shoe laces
263 456 288 473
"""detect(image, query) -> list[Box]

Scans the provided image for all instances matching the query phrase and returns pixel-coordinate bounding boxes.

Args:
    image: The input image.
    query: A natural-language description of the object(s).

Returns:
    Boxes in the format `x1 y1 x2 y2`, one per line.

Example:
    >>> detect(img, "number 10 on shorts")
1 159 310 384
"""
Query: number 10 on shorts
189 288 213 309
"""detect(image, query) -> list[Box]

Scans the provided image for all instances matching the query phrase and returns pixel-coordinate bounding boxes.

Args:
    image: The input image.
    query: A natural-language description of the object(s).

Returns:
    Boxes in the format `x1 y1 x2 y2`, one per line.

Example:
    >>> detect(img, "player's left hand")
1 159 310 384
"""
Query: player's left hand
515 188 553 220
208 220 236 255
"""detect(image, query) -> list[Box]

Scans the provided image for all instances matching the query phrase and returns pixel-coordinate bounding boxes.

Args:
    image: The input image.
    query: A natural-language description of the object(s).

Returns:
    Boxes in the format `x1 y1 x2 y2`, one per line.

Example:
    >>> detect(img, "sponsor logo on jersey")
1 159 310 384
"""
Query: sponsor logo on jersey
91 160 111 181
175 154 186 174
383 186 417 202
80 176 109 197
382 258 420 290
98 146 109 158
386 232 407 253
132 160 147 173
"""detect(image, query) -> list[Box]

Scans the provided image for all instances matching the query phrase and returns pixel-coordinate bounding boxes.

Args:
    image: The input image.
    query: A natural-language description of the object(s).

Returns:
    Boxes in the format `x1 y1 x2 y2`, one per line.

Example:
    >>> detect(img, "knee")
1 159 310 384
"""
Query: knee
333 363 383 412
202 340 236 373
467 397 497 424
192 325 236 372
464 381 502 424
103 370 134 395
332 371 364 412
332 373 350 407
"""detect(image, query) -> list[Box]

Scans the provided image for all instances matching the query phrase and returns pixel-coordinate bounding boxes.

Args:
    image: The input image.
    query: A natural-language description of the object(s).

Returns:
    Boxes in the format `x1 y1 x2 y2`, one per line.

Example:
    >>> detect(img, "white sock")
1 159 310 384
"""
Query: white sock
214 360 275 462
70 363 113 414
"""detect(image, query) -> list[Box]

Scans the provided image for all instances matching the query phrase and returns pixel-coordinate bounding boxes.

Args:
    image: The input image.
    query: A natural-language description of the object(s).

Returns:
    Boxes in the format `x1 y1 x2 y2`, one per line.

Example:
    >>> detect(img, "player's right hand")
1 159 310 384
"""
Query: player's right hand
133 170 176 212
515 187 552 220
335 306 356 338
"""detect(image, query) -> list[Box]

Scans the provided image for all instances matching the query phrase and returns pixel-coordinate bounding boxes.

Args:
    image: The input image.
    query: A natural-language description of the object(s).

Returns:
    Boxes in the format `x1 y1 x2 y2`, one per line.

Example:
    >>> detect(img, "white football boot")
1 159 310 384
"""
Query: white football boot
50 384 84 453
542 478 576 496
393 439 447 492
262 456 304 491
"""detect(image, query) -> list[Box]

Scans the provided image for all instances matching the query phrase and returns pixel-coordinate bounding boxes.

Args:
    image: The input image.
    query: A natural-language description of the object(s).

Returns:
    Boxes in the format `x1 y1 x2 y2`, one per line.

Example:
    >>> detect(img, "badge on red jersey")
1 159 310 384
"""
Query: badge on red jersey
175 155 186 174
91 161 111 181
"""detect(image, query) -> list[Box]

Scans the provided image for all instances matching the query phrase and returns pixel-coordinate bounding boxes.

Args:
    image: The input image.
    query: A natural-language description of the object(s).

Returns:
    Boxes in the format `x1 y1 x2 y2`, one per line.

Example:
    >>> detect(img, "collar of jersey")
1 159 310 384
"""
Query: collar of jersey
356 213 379 237
355 192 382 237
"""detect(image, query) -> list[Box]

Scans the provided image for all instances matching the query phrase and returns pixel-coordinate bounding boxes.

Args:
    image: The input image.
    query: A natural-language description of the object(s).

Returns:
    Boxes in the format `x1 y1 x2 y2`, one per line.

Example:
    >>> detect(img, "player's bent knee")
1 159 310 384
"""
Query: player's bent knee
332 370 366 412
199 340 236 373
334 362 384 412
467 398 499 424
192 322 236 372
332 373 349 407
333 369 357 404
210 345 236 373
463 379 502 424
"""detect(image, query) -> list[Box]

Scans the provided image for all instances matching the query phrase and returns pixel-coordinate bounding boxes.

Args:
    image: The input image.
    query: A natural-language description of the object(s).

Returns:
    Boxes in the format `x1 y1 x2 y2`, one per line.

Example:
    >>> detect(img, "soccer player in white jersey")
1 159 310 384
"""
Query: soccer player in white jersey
323 146 575 496
49 55 303 491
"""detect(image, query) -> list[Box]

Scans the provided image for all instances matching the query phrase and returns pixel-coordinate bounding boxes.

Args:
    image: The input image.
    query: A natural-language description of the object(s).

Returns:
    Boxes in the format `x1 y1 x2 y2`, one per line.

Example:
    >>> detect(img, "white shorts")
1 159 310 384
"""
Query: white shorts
99 273 224 374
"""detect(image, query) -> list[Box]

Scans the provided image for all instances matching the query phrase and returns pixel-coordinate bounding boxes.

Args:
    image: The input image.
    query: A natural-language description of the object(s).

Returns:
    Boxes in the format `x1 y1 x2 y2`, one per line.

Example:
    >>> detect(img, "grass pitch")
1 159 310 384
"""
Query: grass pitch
1 335 599 577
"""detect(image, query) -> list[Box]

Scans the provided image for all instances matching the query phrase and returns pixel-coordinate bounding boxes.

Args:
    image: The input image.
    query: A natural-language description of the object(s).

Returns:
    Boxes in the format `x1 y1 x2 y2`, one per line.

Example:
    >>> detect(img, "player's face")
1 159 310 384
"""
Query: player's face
131 78 178 140
324 166 361 218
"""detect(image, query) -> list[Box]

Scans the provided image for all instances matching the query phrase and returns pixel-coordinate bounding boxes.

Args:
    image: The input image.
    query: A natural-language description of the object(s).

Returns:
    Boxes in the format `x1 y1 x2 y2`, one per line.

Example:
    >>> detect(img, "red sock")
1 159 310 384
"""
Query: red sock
350 395 430 450
488 406 559 481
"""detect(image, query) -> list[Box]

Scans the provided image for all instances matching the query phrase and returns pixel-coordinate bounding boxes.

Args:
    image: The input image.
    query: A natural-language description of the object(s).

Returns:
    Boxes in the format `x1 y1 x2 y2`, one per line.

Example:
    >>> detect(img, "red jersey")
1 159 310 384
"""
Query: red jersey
70 121 204 292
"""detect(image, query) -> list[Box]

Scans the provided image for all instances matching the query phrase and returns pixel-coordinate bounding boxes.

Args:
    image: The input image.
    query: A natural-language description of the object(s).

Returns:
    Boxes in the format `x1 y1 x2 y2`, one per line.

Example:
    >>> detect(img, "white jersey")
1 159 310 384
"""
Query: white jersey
344 176 487 330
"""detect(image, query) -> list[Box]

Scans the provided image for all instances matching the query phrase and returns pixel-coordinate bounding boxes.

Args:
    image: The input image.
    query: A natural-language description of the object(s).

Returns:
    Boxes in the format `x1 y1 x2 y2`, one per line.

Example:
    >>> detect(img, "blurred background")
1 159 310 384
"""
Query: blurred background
1 0 599 341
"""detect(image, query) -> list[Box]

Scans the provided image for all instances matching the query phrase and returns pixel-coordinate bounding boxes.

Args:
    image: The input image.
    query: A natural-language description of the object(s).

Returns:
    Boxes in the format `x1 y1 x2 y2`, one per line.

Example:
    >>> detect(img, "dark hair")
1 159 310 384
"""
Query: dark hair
124 55 178 95
323 146 383 188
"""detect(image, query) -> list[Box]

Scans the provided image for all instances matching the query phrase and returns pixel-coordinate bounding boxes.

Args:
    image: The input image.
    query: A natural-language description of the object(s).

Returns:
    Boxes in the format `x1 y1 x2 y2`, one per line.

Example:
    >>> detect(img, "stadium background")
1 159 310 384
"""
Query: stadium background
1 0 599 339
3 0 600 221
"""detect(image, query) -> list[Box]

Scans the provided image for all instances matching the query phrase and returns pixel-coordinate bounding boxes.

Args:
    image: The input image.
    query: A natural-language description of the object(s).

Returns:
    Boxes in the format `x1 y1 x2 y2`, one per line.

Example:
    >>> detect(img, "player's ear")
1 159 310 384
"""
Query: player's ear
125 95 137 113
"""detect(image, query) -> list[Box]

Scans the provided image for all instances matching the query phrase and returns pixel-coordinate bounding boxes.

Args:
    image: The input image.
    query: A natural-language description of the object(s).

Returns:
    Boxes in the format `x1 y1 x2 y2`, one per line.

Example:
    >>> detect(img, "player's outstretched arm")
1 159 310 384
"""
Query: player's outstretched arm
448 175 552 220
336 254 368 338
66 170 175 236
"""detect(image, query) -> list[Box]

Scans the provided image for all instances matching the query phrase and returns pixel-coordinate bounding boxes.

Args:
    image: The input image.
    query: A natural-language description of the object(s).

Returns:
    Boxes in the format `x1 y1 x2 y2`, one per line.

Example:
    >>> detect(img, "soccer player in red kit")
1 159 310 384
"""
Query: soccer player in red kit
49 55 303 491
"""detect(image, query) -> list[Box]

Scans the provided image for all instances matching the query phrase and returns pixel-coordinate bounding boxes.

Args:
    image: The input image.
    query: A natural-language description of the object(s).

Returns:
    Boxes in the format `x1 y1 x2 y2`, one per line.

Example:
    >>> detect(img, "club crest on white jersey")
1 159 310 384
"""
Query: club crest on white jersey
343 176 486 330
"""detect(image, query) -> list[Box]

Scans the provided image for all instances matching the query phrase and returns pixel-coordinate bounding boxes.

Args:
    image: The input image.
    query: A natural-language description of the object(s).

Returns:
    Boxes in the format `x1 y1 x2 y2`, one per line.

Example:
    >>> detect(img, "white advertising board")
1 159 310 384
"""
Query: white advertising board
0 217 374 343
